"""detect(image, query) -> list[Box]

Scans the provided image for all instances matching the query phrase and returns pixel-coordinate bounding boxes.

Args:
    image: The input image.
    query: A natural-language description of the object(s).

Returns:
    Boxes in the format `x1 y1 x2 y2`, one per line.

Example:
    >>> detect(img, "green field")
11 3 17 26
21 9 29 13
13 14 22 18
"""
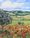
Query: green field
11 16 30 25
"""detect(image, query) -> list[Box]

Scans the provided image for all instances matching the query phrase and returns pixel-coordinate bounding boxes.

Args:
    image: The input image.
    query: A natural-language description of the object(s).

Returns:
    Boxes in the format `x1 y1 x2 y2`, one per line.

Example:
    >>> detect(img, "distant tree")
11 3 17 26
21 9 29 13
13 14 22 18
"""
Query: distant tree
17 11 23 13
18 22 21 25
0 10 12 32
18 22 24 26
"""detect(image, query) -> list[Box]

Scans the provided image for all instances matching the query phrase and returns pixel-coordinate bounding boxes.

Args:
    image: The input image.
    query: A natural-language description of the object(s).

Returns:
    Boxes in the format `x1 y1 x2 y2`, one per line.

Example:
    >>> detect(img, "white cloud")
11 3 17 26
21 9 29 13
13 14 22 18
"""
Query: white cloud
25 7 30 9
24 0 26 1
0 0 30 11
0 1 24 10
0 0 3 2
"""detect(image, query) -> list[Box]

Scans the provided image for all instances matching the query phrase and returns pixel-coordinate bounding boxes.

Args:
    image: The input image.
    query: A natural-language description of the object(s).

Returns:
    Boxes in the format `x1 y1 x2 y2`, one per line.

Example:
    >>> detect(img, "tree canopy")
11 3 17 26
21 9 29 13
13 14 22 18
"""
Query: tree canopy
0 10 12 25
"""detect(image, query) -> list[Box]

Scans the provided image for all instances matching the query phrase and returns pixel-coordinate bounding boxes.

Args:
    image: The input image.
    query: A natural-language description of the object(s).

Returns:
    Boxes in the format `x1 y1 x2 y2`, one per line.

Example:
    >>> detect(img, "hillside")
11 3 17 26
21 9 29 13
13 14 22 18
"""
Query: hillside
0 9 30 16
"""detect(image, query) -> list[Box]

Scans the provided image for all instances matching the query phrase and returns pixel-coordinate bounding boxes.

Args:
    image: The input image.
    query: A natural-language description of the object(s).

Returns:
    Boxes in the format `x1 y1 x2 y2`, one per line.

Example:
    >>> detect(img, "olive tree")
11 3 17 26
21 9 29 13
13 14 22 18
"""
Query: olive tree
0 11 12 32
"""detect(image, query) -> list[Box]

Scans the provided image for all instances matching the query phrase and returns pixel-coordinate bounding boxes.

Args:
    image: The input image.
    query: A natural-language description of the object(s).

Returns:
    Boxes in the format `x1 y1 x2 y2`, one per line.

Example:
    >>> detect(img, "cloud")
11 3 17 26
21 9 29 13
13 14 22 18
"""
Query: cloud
0 0 3 2
0 0 30 11
0 1 24 10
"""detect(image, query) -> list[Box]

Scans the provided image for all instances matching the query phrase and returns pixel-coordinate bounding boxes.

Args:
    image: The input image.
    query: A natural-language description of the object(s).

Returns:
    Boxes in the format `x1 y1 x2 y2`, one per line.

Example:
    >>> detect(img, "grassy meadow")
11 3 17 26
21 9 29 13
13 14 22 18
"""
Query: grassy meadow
11 15 30 25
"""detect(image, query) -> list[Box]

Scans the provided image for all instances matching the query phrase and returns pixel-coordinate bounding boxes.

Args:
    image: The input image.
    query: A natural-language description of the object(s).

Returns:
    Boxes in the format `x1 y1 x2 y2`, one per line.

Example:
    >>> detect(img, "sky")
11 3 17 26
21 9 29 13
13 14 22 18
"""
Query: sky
0 0 30 11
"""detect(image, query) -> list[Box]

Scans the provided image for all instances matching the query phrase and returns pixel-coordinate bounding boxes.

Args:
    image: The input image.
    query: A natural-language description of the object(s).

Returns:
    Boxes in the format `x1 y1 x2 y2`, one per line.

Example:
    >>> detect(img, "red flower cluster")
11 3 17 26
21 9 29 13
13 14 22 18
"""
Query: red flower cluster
3 25 30 38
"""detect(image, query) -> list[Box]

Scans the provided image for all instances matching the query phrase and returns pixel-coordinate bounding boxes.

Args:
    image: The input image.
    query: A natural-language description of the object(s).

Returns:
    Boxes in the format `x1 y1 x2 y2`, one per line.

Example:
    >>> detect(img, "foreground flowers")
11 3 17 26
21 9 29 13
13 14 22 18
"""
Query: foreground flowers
0 24 30 38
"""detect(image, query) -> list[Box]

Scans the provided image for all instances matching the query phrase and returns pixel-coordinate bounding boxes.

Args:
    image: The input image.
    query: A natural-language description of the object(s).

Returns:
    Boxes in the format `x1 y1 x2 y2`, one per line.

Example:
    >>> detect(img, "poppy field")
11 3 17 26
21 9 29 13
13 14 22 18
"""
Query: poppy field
0 23 30 38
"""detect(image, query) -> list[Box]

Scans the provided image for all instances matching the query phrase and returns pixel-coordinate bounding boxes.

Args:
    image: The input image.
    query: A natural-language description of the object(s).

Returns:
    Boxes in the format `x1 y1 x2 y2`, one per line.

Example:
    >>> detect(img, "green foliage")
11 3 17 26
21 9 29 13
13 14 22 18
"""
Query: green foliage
18 22 21 25
4 30 10 35
0 29 5 34
0 10 12 25
0 30 3 34
18 21 24 26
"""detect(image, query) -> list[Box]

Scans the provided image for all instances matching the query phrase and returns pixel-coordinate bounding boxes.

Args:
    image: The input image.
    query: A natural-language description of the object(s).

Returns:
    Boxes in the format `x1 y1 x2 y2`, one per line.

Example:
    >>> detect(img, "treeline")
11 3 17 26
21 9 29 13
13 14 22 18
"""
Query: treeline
0 9 30 16
10 10 30 16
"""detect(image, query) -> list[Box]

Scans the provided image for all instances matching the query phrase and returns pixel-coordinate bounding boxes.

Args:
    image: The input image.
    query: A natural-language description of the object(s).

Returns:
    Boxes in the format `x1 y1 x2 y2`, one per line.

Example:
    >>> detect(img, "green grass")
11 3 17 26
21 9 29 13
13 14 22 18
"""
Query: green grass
11 16 30 25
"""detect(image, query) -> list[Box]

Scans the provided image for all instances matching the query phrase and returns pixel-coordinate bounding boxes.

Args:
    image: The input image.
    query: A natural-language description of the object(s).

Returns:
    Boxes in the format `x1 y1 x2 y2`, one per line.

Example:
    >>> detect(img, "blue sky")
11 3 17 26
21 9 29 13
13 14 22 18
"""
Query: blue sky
0 0 30 11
